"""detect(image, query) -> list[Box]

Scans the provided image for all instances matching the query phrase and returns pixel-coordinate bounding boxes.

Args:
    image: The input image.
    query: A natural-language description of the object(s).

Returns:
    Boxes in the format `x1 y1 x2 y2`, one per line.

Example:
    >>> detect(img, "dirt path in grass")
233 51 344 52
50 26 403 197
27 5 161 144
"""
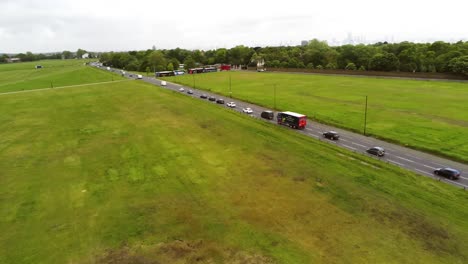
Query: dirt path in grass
0 80 131 96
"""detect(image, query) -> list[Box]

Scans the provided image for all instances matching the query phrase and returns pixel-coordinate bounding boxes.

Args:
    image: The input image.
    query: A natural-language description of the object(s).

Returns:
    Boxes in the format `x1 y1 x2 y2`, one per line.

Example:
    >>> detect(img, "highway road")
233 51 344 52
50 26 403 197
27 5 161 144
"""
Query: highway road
100 65 468 190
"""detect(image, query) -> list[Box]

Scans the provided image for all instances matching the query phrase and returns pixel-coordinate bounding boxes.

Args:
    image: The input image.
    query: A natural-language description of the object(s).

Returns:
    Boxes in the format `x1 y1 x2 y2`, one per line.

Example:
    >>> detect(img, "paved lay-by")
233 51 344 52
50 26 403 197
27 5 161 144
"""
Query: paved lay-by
102 66 468 189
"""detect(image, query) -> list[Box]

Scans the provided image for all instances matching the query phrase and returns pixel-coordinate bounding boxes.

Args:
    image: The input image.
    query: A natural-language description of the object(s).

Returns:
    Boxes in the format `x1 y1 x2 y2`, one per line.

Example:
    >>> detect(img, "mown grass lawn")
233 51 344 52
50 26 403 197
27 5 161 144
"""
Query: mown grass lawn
0 60 123 93
164 71 468 163
0 80 467 263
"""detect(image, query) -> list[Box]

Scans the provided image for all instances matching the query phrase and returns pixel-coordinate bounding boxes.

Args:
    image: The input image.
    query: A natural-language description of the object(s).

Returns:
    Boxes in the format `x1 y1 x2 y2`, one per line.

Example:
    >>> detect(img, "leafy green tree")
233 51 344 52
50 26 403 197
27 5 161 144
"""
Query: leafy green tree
170 58 180 70
421 51 436 72
215 49 227 64
271 60 281 68
324 49 339 67
287 58 299 68
119 53 134 68
229 45 253 65
184 56 196 69
62 50 73 59
429 41 451 56
192 50 206 65
345 62 357 70
306 62 314 69
250 52 261 65
167 62 174 71
1 54 9 63
448 56 468 75
76 48 87 58
398 47 419 72
358 65 366 71
369 52 400 71
316 65 323 69
207 57 215 65
148 51 167 71
435 51 462 72
303 39 330 66
125 59 139 71
325 63 337 69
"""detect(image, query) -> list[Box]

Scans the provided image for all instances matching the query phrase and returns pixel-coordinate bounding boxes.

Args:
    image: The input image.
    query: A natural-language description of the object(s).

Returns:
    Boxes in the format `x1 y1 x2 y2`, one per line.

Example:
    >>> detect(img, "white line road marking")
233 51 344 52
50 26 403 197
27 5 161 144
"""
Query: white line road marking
351 142 367 148
309 134 319 138
446 181 468 188
422 164 436 170
388 159 405 166
339 138 349 142
342 144 357 150
395 156 415 163
415 169 433 176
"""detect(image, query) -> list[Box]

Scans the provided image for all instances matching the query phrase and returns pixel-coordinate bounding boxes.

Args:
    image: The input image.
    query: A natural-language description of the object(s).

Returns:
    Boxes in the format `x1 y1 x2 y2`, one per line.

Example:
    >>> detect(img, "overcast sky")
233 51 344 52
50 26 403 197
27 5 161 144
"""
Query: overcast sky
1 0 467 53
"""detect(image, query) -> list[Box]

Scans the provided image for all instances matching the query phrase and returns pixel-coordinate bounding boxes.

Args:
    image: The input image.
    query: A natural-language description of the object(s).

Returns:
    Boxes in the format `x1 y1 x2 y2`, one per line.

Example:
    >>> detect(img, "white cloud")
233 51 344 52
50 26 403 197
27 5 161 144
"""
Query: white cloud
0 0 467 53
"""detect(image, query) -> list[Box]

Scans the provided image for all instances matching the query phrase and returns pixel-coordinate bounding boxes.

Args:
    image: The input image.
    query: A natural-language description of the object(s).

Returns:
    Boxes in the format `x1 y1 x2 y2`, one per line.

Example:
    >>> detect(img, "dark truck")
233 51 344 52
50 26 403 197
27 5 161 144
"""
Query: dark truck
277 111 307 129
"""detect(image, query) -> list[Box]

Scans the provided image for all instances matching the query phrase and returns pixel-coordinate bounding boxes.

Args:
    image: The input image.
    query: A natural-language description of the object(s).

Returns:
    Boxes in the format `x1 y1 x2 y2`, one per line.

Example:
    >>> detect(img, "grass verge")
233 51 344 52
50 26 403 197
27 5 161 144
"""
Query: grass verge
0 80 467 263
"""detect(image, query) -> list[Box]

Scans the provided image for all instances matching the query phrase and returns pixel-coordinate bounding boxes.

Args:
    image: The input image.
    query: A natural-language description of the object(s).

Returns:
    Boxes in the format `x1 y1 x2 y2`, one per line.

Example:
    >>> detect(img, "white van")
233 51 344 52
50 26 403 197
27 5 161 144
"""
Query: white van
161 81 167 86
137 74 143 79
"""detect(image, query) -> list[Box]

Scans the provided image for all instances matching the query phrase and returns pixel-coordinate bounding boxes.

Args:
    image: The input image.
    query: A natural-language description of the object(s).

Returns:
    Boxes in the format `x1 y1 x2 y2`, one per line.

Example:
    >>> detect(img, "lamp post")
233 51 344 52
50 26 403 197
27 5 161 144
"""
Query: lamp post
274 84 277 110
229 72 232 98
364 95 368 135
192 74 195 89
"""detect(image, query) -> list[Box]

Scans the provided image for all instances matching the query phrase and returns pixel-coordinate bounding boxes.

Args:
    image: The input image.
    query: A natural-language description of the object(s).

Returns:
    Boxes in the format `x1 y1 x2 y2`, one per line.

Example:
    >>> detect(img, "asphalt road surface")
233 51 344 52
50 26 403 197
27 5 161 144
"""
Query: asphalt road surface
100 66 468 190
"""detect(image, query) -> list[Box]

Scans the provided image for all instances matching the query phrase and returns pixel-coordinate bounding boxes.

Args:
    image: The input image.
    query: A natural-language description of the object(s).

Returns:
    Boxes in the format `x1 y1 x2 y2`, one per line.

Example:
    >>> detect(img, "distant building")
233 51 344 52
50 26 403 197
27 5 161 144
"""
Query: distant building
6 58 21 63
256 59 265 71
301 40 309 46
82 53 89 59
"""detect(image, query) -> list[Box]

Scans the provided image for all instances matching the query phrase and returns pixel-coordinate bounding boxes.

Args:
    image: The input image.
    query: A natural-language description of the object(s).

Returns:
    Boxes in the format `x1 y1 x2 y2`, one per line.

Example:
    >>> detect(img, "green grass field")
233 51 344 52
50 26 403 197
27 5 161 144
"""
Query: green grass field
163 71 468 163
0 60 123 93
1 79 467 263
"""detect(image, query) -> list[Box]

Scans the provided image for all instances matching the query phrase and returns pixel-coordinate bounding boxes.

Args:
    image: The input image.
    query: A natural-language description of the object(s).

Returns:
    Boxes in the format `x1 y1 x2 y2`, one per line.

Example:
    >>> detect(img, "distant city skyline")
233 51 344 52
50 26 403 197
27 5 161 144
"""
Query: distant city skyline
1 0 467 53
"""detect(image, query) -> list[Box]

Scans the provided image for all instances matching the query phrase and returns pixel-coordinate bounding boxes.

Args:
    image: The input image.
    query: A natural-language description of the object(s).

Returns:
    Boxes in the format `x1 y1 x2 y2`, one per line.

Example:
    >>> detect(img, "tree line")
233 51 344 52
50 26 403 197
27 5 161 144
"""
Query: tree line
1 49 95 63
3 40 468 76
99 40 468 76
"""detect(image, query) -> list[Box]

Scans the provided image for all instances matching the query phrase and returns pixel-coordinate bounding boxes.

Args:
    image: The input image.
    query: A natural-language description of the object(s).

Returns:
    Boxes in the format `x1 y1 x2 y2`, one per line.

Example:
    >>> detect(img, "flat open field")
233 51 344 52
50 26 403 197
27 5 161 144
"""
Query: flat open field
1 79 467 263
164 71 468 163
0 60 123 93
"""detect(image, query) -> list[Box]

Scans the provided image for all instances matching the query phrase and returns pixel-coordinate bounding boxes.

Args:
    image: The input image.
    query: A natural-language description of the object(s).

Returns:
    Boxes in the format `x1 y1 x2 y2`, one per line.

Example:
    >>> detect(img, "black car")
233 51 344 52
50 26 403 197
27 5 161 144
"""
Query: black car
323 131 339 140
434 168 461 180
200 94 208 99
216 98 225 104
261 110 274 120
187 90 193 94
208 96 216 101
366 146 385 157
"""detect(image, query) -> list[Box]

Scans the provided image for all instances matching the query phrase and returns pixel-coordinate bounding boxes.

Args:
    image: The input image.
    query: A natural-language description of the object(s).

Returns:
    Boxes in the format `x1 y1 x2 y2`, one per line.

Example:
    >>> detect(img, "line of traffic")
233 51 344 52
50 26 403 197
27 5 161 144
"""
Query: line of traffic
99 65 467 189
